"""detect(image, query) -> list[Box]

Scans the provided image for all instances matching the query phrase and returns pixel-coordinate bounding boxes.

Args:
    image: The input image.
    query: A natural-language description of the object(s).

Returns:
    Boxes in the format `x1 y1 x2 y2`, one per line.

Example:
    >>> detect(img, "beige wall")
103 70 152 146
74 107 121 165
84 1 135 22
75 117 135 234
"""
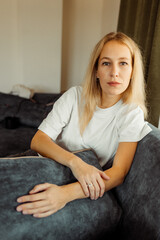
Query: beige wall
0 0 62 93
0 0 120 94
61 0 120 91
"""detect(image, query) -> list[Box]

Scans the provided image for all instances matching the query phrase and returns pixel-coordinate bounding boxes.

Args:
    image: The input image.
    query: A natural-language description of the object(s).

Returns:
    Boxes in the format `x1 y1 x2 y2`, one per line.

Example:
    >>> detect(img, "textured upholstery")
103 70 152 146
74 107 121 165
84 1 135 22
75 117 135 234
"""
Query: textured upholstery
0 150 122 240
114 125 160 240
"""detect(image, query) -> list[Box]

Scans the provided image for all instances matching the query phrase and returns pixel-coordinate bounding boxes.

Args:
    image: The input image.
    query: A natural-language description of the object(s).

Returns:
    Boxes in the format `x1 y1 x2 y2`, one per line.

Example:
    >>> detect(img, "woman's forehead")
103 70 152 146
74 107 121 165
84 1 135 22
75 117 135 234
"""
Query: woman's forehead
99 40 132 60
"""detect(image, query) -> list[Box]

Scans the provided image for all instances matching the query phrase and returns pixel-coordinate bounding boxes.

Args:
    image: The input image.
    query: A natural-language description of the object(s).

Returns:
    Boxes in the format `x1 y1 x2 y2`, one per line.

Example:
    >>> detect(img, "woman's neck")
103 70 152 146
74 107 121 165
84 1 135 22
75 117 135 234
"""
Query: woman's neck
99 94 122 109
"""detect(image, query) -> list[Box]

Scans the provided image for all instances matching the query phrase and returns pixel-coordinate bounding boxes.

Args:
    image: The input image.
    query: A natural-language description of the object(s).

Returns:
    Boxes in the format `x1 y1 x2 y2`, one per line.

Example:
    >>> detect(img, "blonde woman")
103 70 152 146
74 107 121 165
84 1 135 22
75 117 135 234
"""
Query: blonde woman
16 32 151 218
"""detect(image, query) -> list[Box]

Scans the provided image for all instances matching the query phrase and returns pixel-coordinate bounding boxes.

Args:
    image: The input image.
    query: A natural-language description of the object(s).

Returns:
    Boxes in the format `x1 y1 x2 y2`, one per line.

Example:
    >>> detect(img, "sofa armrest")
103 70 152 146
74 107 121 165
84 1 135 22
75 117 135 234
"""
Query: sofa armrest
0 150 122 240
114 124 160 240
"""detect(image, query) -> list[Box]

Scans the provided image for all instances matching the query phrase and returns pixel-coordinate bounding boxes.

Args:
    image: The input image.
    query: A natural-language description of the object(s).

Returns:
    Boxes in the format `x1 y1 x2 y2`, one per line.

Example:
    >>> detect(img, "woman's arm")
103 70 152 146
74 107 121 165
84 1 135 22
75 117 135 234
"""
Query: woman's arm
31 130 81 168
64 142 138 198
104 141 138 190
31 130 109 199
16 142 137 218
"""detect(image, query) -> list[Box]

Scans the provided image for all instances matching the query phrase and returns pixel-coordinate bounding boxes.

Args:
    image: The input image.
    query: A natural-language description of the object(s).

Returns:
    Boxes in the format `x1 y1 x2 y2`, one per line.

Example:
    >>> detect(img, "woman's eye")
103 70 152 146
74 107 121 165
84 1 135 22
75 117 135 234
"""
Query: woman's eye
102 62 110 66
120 62 128 66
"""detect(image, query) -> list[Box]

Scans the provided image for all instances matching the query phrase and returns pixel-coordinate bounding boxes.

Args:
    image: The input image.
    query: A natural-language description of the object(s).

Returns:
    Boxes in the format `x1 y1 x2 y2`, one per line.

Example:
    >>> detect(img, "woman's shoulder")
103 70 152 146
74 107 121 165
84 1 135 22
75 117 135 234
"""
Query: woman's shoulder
57 86 82 104
115 101 146 129
117 101 143 117
62 86 82 98
116 101 152 142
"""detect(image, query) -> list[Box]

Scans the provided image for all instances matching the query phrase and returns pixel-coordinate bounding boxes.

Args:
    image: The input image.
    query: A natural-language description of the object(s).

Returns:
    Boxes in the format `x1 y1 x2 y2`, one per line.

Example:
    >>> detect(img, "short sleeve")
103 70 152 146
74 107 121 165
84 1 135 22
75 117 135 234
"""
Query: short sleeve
38 87 77 141
116 104 152 142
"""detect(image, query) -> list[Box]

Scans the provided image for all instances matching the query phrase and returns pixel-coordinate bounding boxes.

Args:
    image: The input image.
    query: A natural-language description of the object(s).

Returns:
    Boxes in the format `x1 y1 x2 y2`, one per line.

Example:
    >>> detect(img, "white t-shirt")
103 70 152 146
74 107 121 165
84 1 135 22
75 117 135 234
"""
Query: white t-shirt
38 86 152 167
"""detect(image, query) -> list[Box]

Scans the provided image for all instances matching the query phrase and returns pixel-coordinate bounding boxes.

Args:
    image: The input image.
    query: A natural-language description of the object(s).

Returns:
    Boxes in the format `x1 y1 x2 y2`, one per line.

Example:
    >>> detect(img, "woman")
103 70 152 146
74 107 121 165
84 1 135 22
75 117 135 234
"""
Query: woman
16 32 151 218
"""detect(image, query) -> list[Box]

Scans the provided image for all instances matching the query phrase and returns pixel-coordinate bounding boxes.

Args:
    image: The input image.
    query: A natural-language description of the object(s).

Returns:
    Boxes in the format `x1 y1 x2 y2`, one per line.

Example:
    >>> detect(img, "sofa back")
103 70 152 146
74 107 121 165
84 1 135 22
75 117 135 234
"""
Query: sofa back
114 124 160 240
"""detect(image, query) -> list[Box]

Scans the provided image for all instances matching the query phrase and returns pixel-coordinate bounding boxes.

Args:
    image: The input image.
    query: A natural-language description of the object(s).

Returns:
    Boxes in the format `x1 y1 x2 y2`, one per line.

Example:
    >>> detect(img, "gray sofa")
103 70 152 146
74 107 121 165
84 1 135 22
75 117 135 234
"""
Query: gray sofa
0 91 61 157
0 92 160 240
112 124 160 239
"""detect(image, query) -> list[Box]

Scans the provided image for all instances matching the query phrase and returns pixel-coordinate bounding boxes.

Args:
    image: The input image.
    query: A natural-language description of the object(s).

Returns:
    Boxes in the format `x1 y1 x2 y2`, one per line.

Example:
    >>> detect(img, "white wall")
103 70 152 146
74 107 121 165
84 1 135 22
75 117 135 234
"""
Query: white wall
61 0 120 91
0 0 62 93
0 0 120 94
0 0 18 93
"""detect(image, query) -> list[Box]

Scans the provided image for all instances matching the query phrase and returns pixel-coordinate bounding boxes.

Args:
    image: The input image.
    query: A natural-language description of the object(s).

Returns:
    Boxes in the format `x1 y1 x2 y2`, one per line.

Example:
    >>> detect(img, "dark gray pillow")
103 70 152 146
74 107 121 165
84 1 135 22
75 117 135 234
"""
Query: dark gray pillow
0 150 122 240
0 92 61 128
0 92 22 122
16 93 61 127
0 126 37 157
16 99 53 128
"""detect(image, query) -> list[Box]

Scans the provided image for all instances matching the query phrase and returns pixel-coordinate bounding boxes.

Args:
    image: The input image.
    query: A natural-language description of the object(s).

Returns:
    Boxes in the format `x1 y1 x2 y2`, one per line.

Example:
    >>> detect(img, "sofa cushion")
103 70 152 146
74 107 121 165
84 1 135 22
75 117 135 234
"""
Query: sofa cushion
0 124 37 157
16 99 53 127
16 93 62 127
0 92 62 128
0 150 122 240
32 92 62 104
114 125 160 240
0 92 22 122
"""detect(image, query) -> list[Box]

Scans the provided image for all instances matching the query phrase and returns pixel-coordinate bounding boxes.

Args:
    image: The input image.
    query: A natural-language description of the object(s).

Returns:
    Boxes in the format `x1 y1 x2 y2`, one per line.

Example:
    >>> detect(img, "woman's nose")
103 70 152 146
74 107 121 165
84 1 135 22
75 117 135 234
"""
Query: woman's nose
110 65 119 78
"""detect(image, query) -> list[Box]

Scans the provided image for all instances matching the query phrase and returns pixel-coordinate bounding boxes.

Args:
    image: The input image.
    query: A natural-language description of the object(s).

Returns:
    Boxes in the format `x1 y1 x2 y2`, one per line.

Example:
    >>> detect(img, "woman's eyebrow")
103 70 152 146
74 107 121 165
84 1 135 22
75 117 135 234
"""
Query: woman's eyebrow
118 57 130 60
100 57 110 61
100 57 130 61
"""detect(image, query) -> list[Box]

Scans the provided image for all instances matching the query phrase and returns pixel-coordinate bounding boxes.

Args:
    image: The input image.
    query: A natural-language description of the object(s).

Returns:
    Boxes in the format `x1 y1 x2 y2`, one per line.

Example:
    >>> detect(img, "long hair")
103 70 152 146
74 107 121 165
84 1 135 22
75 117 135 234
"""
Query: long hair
79 32 147 134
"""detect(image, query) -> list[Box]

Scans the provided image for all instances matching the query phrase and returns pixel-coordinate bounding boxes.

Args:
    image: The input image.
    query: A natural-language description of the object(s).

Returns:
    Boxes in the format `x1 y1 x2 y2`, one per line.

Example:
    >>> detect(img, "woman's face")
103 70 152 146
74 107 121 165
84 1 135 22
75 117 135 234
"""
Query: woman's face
97 40 132 104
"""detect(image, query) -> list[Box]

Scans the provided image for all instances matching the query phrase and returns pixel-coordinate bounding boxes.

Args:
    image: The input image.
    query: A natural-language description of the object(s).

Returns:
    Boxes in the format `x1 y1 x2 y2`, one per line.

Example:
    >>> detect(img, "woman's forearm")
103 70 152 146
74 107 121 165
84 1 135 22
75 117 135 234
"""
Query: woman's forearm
103 166 124 191
62 182 87 202
31 130 80 168
63 166 124 203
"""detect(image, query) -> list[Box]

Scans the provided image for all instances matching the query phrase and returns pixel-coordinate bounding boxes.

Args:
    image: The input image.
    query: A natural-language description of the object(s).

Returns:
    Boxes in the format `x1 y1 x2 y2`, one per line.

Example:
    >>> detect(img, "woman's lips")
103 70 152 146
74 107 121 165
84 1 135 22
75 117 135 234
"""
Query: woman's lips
107 81 121 86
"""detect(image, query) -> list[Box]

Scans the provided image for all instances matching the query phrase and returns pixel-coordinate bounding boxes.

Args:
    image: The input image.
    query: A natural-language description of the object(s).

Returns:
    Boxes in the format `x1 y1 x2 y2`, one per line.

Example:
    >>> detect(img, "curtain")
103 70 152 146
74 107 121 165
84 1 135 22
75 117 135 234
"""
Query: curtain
117 0 160 127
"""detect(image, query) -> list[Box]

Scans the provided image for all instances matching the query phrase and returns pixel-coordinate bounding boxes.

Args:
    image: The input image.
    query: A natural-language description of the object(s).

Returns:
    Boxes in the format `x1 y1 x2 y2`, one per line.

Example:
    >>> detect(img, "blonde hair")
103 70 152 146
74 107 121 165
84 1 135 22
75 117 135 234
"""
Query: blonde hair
79 32 147 134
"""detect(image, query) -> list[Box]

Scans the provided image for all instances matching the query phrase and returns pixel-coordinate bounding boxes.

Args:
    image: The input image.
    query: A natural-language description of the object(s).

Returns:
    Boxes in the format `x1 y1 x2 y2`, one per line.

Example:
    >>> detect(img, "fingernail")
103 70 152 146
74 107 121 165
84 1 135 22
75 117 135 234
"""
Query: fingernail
23 211 27 215
17 198 22 203
17 207 22 212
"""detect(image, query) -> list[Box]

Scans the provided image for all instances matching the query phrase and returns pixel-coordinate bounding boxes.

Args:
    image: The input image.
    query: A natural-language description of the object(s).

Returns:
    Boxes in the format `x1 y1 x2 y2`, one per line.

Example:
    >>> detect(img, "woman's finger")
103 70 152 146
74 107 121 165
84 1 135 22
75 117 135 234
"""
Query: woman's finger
90 179 100 200
33 209 57 218
79 178 90 197
22 203 51 215
100 171 110 180
17 191 45 204
96 174 106 197
29 183 51 194
16 199 48 213
87 182 95 200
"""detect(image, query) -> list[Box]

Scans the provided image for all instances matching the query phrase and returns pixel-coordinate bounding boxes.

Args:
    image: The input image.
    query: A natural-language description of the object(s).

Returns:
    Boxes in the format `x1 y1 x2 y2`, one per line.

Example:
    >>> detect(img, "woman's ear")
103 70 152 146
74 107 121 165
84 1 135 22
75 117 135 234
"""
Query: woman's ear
96 71 99 79
96 71 100 83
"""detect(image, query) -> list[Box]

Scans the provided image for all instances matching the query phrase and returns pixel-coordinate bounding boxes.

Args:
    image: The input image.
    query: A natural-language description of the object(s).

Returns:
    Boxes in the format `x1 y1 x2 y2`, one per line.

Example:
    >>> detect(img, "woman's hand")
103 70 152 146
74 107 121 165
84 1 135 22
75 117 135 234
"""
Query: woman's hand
16 183 68 218
70 157 110 200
